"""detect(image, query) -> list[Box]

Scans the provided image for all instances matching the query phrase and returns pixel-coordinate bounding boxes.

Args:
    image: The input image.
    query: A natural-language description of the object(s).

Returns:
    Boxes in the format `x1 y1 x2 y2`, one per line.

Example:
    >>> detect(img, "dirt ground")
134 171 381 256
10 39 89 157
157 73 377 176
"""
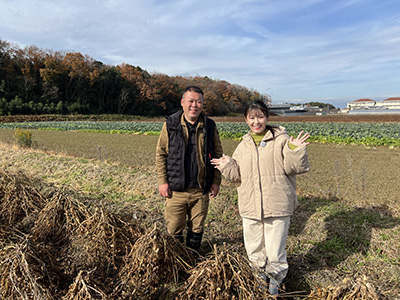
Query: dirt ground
0 128 398 211
299 143 400 212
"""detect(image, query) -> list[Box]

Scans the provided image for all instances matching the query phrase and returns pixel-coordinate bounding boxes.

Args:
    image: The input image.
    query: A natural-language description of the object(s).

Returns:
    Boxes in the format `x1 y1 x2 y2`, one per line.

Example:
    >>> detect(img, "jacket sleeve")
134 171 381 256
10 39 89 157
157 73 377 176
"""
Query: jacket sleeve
283 140 310 176
218 148 242 183
212 126 223 186
155 123 169 185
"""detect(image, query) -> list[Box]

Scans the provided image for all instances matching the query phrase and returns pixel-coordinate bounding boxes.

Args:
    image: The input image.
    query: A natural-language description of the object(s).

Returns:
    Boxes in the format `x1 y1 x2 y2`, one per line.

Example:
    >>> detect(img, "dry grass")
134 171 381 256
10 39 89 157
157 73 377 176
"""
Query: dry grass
176 244 273 300
1 168 277 299
0 169 47 229
66 206 144 278
0 237 58 300
305 276 380 300
0 169 142 299
115 223 196 299
62 270 107 300
31 191 91 245
0 136 399 299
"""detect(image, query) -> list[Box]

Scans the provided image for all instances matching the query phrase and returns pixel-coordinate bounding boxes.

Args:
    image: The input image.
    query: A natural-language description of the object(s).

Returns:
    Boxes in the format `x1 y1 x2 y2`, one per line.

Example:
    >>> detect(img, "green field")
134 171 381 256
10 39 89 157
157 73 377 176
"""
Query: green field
1 120 400 146
0 126 399 299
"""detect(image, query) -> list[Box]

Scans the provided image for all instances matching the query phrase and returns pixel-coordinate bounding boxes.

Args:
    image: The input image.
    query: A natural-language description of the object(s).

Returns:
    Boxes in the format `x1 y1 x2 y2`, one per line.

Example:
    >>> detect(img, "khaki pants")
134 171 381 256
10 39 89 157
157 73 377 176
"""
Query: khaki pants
242 216 290 284
165 188 209 235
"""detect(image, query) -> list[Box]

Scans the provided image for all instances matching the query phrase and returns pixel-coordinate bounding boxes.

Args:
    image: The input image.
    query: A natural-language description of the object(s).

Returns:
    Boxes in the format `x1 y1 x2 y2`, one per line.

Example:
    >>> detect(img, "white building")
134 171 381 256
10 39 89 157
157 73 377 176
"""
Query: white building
346 98 376 110
381 97 400 109
269 103 315 116
344 97 400 113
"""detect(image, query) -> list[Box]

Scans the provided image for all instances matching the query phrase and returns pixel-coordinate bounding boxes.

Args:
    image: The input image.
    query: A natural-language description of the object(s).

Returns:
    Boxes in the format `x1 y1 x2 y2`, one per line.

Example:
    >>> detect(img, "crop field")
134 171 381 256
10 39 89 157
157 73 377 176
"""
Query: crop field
0 116 399 299
1 119 400 146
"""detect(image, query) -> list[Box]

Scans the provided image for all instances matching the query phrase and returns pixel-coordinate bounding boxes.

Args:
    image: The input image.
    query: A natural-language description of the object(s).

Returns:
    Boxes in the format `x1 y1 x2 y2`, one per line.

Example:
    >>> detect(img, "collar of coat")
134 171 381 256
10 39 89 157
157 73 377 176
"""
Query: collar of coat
243 125 287 143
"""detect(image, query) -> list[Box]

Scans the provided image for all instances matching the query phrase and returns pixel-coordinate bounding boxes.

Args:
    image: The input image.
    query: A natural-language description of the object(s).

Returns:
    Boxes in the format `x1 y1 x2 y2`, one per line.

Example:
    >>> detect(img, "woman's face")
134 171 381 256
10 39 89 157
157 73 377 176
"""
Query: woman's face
245 108 268 134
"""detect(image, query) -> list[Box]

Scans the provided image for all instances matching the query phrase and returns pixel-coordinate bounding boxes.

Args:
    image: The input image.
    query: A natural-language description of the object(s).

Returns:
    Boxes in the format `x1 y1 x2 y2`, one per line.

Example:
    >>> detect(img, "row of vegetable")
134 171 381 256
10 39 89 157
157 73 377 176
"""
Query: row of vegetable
1 121 400 147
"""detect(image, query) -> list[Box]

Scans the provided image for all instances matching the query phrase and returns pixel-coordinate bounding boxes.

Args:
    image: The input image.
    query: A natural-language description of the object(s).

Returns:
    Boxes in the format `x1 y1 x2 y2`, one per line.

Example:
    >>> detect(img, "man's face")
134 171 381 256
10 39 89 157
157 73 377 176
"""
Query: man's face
181 91 204 123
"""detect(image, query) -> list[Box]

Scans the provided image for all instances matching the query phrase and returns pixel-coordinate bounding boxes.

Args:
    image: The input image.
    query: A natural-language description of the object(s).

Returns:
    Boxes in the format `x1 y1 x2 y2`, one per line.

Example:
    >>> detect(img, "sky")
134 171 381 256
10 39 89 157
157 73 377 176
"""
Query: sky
1 0 400 109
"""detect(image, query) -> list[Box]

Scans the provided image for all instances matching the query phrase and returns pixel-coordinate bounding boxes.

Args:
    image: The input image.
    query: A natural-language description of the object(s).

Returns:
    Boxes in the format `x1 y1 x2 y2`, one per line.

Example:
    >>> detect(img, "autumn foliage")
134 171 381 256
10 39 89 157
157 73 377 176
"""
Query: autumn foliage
0 38 269 116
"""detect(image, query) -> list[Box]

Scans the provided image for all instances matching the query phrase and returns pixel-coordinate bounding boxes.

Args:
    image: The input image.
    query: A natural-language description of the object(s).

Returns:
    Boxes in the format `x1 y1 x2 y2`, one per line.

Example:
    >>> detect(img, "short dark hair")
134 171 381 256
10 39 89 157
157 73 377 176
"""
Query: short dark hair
244 100 270 118
182 86 204 98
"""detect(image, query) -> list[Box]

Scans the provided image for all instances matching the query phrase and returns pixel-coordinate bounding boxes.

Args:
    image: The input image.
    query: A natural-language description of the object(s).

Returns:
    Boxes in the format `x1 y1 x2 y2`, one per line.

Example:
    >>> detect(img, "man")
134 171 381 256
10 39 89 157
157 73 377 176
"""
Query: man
156 86 223 252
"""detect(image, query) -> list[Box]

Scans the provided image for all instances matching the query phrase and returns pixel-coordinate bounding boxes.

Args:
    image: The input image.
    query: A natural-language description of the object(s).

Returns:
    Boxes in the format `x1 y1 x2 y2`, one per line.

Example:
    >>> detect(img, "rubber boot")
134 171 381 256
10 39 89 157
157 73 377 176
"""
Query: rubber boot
186 230 203 252
174 231 184 244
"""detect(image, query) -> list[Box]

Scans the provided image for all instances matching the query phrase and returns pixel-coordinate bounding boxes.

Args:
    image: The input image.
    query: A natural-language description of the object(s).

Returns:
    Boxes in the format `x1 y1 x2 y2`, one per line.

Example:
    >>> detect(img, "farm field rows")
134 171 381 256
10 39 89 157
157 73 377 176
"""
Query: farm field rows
1 119 400 146
1 112 400 123
1 128 398 210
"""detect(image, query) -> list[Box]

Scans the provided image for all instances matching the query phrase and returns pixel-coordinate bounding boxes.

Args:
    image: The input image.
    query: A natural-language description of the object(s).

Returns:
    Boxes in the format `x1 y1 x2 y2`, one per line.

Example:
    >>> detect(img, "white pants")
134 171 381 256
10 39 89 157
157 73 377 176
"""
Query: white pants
242 216 290 284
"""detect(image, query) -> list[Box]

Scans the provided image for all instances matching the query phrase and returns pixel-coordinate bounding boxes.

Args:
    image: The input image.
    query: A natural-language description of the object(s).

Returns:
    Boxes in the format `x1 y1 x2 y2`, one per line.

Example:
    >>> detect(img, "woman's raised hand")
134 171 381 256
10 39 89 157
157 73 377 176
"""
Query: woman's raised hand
289 130 310 146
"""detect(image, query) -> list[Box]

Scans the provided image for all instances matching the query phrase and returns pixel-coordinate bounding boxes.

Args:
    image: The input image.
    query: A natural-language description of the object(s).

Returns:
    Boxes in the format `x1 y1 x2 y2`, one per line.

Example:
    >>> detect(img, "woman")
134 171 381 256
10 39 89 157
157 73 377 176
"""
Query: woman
211 100 310 296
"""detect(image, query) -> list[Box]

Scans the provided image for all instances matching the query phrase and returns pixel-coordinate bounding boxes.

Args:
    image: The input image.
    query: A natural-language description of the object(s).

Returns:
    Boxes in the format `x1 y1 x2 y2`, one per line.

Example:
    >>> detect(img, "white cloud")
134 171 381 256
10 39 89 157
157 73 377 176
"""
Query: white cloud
1 0 400 108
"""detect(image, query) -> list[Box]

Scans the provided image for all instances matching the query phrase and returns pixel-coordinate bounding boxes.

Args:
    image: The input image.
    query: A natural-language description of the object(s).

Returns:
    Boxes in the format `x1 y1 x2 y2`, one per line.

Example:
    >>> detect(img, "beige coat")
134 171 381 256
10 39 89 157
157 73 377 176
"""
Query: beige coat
218 126 310 220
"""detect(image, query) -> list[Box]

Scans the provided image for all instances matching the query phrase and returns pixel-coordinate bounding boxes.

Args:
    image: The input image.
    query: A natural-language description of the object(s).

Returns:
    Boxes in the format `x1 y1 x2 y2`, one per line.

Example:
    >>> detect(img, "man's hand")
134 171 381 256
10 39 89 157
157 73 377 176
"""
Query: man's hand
209 184 220 198
159 183 172 198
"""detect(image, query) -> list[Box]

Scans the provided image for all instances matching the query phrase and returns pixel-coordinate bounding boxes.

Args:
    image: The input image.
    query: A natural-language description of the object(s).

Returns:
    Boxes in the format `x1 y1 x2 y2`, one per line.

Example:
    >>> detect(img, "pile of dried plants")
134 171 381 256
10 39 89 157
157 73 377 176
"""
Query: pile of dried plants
0 170 47 229
0 168 386 299
305 275 380 300
176 244 271 300
66 206 144 278
0 237 58 300
62 270 107 300
115 223 196 299
31 191 91 245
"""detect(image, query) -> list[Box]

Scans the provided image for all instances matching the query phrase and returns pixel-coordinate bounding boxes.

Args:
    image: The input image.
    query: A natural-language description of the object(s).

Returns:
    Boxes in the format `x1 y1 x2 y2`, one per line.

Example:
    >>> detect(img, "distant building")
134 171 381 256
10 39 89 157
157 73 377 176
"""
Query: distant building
381 97 400 109
343 97 400 114
347 98 376 110
269 103 307 116
269 103 325 116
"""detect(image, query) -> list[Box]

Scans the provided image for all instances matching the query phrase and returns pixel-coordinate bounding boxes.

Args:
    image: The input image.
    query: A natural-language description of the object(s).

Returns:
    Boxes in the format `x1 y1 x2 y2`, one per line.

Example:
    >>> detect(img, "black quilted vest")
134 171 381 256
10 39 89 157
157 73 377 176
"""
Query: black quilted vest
166 109 215 194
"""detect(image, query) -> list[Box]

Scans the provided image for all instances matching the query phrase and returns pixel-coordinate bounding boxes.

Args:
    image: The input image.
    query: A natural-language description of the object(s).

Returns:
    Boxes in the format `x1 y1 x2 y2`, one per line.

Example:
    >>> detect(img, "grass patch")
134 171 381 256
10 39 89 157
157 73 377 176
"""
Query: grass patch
13 128 33 148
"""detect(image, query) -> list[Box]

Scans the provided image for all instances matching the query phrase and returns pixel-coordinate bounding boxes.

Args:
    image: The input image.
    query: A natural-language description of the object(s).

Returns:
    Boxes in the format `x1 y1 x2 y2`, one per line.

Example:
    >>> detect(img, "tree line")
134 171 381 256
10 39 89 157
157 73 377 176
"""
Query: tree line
0 38 270 117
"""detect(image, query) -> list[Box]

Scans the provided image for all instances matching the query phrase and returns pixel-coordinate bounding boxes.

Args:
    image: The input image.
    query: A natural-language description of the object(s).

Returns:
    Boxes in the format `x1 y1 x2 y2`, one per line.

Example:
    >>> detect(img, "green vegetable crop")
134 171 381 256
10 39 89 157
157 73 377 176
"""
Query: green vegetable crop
1 121 399 147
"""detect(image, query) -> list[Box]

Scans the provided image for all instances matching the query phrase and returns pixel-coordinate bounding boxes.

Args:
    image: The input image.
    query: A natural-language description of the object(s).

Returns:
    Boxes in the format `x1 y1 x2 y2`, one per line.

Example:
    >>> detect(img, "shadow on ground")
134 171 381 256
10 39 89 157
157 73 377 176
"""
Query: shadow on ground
286 196 400 294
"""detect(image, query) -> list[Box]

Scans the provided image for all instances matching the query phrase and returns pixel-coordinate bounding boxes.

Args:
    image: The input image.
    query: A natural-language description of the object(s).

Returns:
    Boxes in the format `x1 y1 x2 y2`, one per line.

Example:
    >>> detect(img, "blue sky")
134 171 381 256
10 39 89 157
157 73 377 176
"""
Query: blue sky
1 0 400 108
